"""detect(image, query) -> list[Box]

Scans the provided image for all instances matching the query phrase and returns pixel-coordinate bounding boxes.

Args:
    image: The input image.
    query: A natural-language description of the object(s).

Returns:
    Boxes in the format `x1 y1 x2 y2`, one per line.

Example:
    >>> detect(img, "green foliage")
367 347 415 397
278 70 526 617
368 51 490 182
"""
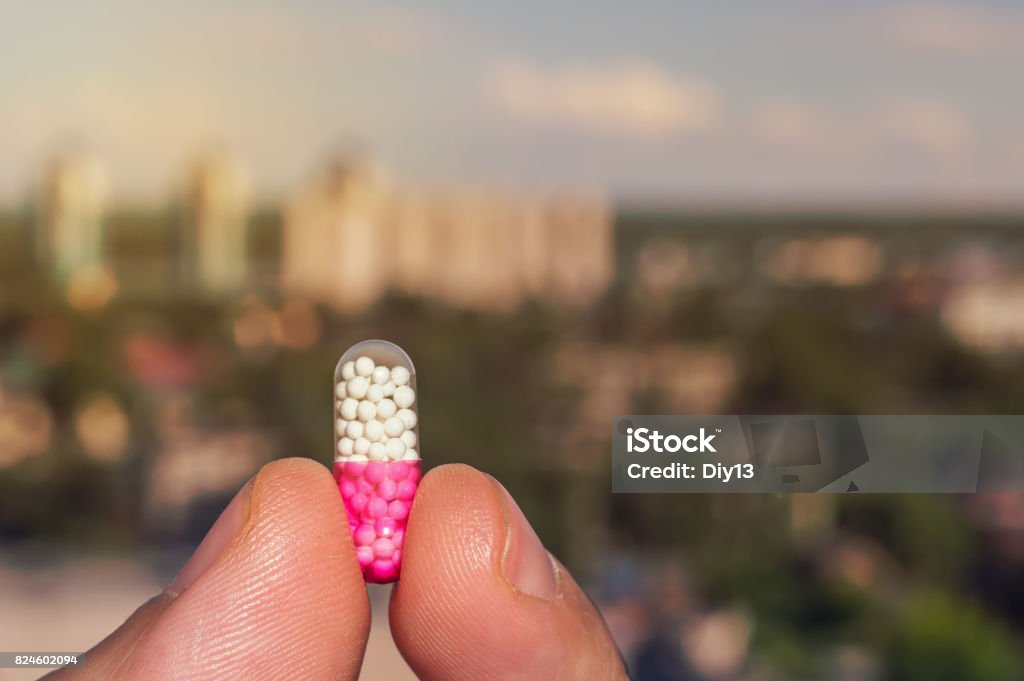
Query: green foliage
837 495 975 585
886 591 1023 681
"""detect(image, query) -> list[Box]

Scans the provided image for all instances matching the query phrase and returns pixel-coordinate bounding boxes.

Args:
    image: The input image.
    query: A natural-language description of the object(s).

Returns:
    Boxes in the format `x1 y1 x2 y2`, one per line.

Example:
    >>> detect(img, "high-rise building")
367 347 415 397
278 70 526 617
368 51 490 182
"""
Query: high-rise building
38 150 110 279
282 156 390 311
183 153 251 293
281 155 613 311
542 193 615 306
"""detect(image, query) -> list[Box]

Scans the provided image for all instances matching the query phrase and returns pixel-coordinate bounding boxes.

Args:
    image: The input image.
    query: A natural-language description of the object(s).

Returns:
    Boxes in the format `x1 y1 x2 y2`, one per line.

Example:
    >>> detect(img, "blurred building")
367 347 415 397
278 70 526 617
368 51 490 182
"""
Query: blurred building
941 279 1024 353
145 395 272 528
282 156 613 311
617 214 1023 295
761 235 883 286
0 389 54 468
182 153 252 293
37 150 110 280
282 157 389 310
557 342 738 470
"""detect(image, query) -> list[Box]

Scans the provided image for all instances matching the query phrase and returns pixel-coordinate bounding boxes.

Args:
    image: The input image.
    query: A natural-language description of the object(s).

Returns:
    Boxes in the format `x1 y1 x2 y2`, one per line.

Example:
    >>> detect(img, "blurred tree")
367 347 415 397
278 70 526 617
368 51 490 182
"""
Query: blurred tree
885 591 1022 681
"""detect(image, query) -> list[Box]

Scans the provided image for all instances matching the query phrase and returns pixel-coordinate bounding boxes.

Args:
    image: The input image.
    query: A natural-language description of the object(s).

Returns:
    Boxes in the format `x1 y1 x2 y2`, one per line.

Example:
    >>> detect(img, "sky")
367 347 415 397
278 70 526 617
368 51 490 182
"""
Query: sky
1 0 1023 207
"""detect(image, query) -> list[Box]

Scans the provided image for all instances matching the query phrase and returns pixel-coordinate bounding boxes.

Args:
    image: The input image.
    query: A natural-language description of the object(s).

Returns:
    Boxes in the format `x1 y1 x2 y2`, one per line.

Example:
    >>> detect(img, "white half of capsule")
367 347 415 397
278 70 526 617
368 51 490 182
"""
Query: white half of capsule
334 340 419 463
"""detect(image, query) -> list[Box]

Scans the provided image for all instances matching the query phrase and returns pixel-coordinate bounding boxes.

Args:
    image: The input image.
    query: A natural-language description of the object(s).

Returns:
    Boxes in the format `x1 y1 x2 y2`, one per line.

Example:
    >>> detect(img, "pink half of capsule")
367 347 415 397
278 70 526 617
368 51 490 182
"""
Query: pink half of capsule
333 459 420 582
333 342 419 583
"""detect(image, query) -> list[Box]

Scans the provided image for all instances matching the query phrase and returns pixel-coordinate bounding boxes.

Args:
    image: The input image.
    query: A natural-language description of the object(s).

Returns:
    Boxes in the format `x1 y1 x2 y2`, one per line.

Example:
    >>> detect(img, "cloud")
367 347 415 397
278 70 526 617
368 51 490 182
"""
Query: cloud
868 98 973 158
749 99 857 156
749 96 973 160
876 4 1024 57
483 57 719 137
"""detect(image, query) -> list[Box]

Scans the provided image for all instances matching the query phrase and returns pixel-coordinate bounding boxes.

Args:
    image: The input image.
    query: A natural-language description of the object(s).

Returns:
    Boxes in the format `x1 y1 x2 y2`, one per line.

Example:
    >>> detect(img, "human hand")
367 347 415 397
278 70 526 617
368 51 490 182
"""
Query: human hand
46 458 628 680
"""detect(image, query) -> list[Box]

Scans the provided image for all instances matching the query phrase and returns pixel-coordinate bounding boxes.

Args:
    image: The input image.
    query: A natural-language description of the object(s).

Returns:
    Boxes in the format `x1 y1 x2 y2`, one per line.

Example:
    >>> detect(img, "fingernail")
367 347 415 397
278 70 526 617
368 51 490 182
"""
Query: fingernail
167 479 253 596
488 476 558 601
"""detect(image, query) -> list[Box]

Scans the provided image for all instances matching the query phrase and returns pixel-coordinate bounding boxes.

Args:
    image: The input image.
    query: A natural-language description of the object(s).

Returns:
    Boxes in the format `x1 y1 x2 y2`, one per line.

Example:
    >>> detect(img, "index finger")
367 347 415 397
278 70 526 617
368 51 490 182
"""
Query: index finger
49 458 371 680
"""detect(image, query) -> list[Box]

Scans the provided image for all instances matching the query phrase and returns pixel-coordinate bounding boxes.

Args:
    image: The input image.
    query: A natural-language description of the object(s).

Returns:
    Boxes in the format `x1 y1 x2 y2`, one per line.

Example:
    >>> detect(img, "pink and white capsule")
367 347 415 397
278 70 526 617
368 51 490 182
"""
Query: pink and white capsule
333 340 419 583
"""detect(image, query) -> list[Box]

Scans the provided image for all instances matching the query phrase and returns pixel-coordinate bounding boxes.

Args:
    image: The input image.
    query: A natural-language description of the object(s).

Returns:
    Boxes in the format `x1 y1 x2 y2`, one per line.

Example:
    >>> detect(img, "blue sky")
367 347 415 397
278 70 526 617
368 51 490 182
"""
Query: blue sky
2 0 1022 206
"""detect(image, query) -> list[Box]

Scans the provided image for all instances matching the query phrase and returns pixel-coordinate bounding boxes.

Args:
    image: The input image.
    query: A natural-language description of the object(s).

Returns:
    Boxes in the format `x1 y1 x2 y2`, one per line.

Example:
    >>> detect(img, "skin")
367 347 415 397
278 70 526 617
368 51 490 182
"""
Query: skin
46 459 629 681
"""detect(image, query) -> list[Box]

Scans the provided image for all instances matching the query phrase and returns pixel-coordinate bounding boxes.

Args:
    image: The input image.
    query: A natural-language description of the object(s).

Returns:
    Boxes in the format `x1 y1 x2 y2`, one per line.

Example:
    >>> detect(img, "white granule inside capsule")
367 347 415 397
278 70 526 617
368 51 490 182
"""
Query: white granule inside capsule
396 408 417 430
340 398 358 421
386 438 406 459
372 366 391 385
357 400 377 422
384 416 405 438
348 376 369 399
377 398 397 419
335 354 419 463
364 419 384 442
366 384 385 403
393 385 415 409
355 356 375 377
391 366 410 386
346 420 364 439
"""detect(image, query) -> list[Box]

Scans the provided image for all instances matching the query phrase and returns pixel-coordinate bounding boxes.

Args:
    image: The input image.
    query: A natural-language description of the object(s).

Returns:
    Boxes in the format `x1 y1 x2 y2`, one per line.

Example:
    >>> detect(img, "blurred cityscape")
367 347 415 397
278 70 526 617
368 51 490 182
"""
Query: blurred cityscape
2 146 1024 681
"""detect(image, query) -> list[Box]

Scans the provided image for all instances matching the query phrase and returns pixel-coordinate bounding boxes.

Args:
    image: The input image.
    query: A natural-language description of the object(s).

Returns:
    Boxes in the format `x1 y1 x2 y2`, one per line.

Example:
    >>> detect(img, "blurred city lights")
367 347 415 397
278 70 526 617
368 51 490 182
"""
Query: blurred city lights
75 394 130 462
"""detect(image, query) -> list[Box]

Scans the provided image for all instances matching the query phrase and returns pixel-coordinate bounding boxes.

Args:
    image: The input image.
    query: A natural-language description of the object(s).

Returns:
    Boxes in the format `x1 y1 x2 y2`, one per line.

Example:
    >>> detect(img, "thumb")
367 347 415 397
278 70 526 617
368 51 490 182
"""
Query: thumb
47 458 370 681
390 464 628 681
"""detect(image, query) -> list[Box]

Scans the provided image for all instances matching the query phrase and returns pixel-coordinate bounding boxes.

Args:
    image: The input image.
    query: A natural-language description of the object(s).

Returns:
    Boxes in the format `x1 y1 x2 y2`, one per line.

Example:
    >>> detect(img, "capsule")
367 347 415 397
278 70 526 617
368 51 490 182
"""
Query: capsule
333 340 419 583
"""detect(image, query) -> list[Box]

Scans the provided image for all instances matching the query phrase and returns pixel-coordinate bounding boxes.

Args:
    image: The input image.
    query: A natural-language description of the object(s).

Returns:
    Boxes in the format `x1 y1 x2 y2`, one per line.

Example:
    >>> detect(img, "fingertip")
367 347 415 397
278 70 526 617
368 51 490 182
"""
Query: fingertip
391 466 625 680
251 456 335 504
414 463 487 498
405 462 502 577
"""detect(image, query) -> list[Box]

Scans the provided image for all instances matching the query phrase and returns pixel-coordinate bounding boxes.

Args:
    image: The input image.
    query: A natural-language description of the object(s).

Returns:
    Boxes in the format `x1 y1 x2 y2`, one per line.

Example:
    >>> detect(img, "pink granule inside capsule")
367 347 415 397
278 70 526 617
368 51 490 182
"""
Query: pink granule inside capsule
334 459 420 583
